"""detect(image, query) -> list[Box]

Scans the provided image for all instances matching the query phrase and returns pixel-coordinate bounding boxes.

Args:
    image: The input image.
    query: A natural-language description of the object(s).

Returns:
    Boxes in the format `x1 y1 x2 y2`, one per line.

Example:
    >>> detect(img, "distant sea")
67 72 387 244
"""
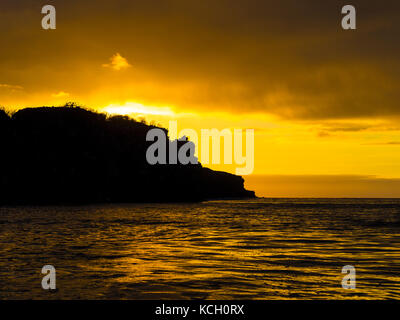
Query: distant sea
1 198 399 299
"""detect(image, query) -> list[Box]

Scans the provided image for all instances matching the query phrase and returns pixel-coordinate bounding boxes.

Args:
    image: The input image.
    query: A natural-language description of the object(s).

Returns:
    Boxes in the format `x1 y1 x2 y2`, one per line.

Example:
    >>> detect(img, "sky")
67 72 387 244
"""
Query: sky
1 0 400 197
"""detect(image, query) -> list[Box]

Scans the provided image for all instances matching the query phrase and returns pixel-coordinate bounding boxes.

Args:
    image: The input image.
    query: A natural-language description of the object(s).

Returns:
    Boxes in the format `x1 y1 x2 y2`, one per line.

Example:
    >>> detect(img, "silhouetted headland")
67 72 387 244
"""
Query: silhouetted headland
0 104 255 205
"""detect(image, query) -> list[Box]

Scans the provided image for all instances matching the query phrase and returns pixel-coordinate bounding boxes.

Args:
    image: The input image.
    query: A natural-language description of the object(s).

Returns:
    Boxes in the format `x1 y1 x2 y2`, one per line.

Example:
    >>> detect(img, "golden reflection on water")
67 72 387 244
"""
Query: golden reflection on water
0 199 399 299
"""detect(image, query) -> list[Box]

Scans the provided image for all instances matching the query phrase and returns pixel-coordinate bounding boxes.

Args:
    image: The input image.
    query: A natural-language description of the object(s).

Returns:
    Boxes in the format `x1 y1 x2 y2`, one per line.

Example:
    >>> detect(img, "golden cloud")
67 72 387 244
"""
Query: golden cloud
102 53 131 71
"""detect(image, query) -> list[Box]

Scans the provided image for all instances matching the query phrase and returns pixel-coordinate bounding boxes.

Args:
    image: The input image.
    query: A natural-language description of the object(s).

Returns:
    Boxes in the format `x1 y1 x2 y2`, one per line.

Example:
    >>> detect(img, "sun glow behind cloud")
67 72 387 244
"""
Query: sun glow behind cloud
103 102 175 117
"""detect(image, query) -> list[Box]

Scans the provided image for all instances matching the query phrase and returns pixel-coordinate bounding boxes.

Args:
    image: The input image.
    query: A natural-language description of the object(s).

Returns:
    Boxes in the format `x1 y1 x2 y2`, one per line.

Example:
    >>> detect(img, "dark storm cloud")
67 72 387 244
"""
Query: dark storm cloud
1 0 399 119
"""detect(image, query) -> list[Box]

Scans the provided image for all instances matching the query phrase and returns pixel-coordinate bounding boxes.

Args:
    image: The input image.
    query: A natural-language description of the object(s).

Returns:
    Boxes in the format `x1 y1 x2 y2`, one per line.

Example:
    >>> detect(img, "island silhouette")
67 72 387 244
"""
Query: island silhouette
0 104 255 205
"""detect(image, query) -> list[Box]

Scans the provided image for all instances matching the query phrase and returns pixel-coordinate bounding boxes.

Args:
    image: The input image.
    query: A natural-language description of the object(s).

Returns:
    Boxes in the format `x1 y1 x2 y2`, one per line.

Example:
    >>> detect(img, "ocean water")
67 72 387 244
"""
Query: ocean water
0 198 399 299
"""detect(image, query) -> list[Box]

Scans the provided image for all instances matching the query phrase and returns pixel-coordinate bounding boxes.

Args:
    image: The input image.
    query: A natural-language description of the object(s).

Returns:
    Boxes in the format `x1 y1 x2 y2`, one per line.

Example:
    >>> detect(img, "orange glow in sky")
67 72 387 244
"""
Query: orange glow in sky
2 1 400 196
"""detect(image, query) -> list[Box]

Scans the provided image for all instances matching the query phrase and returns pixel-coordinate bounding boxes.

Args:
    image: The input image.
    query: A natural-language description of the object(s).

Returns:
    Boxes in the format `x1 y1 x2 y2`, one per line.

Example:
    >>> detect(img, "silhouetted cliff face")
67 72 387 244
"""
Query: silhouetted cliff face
0 106 255 205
